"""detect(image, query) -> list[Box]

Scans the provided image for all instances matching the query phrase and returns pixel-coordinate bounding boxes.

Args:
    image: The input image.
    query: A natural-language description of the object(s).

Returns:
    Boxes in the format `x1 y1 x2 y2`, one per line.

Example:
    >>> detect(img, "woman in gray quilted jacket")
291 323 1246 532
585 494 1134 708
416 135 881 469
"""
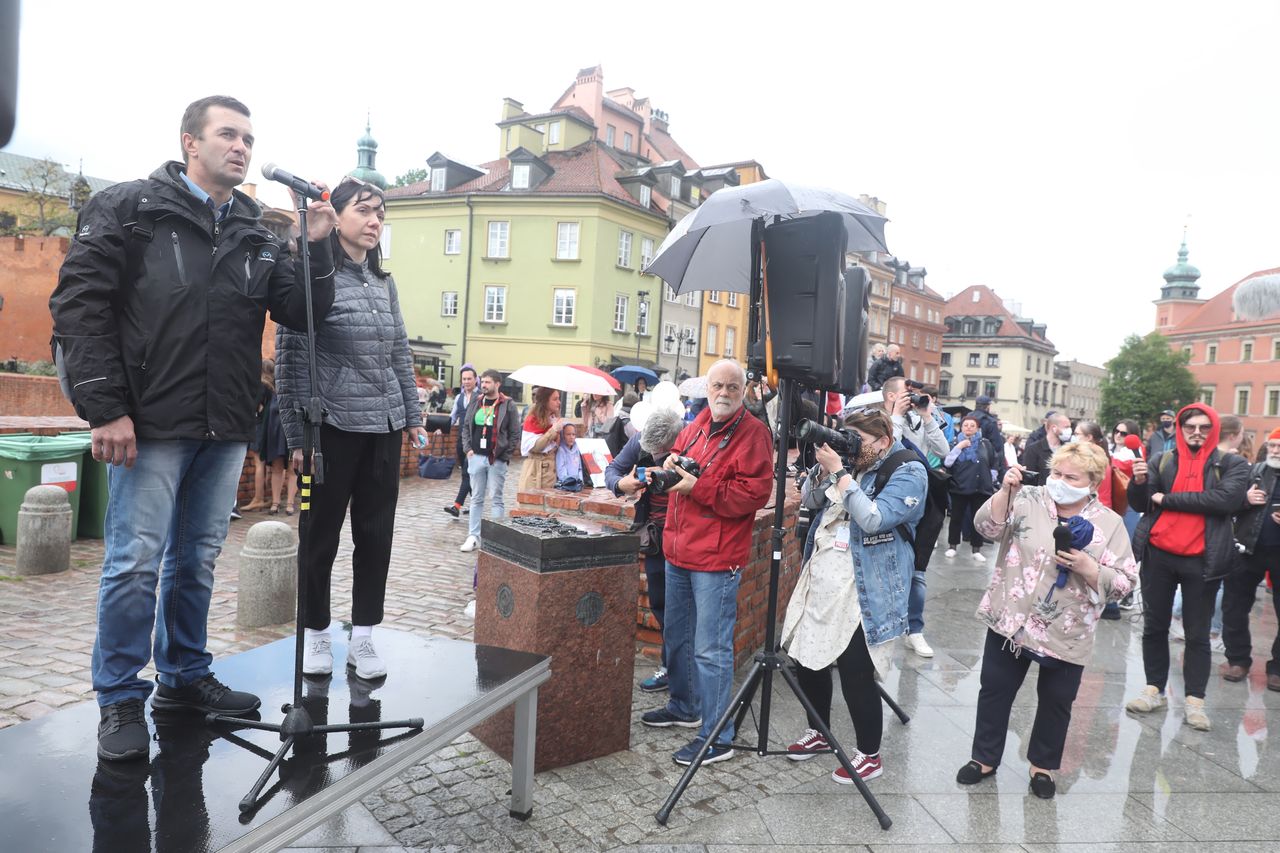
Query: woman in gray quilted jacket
276 177 426 682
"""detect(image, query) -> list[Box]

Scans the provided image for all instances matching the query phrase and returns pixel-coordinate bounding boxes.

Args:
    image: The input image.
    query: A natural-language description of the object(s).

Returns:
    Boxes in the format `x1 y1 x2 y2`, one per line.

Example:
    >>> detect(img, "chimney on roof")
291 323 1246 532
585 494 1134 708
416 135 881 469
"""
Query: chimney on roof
858 194 888 216
652 107 670 134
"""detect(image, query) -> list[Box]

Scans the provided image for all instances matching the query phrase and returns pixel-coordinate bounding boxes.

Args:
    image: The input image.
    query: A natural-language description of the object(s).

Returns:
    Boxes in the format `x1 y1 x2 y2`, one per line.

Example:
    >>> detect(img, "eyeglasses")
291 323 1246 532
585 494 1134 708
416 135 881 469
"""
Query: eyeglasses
338 175 368 187
1113 429 1128 435
1182 423 1212 434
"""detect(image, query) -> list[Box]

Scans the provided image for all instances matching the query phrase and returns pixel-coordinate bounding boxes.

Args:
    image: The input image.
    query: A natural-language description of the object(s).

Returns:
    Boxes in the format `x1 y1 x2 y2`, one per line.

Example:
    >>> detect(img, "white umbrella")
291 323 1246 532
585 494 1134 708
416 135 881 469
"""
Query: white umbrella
678 375 708 399
508 365 616 396
645 179 889 295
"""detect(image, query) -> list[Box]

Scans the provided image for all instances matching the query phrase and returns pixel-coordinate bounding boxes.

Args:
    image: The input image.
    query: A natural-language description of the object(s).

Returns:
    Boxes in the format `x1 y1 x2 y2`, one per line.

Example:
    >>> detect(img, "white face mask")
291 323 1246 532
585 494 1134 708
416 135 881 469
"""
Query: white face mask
1057 427 1073 442
1045 476 1091 506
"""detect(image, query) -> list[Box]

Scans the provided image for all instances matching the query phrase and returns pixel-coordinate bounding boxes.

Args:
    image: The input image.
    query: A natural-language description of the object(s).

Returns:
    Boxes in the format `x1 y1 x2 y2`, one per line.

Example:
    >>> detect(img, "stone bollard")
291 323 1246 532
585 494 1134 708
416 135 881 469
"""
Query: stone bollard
237 521 298 629
15 485 72 576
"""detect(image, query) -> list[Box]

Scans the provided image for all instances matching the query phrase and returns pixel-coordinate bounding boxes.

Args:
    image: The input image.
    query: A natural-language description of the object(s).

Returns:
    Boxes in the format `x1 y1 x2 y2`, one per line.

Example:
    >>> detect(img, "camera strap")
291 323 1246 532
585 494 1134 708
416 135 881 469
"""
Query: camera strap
680 407 748 476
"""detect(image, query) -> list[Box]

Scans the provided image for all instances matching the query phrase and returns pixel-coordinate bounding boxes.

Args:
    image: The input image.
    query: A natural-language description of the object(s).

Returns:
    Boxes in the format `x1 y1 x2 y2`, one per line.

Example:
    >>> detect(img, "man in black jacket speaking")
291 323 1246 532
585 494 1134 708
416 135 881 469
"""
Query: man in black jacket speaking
50 95 338 762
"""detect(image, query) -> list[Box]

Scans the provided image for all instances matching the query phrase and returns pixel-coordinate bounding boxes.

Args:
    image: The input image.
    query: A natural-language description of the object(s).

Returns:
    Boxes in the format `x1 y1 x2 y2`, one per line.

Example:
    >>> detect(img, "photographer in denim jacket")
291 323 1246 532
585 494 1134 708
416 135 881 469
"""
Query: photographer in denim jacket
780 407 927 785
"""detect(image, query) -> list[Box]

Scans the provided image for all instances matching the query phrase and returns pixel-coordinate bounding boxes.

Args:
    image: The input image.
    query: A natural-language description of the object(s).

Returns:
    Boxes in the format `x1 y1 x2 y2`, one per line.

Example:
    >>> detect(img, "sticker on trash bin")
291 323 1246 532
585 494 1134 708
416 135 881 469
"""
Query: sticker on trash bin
41 461 78 492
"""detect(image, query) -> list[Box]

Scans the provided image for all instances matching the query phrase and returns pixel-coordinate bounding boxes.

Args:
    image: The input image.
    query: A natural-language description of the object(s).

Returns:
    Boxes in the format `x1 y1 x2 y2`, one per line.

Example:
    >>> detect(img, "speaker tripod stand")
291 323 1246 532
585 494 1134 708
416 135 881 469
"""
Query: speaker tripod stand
207 191 424 813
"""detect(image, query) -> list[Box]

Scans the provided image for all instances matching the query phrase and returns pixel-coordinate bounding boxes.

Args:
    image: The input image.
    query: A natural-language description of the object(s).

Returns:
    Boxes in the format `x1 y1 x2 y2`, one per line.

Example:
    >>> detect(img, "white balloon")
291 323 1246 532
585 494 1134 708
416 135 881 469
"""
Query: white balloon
629 400 654 433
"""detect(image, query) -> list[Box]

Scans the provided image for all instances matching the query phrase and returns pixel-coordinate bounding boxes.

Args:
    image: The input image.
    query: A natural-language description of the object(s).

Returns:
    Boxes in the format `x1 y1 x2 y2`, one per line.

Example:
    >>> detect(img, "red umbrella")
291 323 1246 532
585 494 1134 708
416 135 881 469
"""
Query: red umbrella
570 365 621 391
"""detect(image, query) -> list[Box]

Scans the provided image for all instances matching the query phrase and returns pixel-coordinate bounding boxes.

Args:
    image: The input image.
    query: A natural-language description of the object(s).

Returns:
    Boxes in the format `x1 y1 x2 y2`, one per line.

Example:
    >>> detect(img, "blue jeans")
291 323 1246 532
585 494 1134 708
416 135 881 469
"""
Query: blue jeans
907 570 927 634
467 454 509 539
92 440 246 706
644 553 669 671
663 562 740 743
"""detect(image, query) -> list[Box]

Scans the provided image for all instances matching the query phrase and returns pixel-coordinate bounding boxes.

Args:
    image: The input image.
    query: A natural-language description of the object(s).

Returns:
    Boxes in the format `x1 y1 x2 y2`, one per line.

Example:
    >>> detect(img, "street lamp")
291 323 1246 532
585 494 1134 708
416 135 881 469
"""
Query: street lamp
636 290 649 361
665 328 696 379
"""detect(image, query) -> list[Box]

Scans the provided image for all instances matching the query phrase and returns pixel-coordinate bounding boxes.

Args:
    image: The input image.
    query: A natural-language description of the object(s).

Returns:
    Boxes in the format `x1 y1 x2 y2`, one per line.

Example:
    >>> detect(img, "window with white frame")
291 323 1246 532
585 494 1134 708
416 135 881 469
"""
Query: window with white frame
708 290 720 303
441 291 458 317
606 125 616 147
511 163 530 190
892 297 900 313
685 291 697 308
1207 343 1218 363
665 283 678 302
623 132 633 152
552 288 576 326
705 324 718 354
670 175 680 198
682 326 697 356
639 184 651 208
444 229 461 255
662 323 678 354
640 237 654 270
1242 341 1254 361
548 122 560 144
1267 386 1280 417
556 222 579 259
430 168 445 191
727 291 738 308
487 221 509 258
724 326 735 357
1236 386 1250 415
613 294 628 332
484 286 506 322
637 299 649 335
617 230 633 266
1200 386 1215 407
379 223 391 258
1273 338 1280 360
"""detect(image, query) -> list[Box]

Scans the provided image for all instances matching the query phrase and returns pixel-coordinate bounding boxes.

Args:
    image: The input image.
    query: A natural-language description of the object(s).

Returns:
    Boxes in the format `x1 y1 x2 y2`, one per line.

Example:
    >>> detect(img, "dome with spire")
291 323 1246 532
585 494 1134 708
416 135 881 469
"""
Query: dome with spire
1159 234 1201 300
346 117 388 190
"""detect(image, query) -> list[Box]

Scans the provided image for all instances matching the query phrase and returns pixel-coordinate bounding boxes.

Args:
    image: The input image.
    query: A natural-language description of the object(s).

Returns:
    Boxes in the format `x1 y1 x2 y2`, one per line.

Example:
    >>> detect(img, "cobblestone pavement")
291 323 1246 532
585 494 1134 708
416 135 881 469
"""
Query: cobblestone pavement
4 464 1280 850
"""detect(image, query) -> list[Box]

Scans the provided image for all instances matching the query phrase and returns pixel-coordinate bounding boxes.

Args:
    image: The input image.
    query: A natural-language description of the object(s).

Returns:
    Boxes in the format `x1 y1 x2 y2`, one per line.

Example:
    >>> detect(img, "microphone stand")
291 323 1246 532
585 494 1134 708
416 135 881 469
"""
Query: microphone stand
208 192 424 813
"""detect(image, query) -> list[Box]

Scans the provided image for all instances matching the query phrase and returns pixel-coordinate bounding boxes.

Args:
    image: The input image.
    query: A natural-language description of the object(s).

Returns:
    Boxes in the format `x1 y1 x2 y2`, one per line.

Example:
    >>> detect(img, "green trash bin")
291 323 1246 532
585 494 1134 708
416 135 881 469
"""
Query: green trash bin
78 442 111 540
0 433 94 545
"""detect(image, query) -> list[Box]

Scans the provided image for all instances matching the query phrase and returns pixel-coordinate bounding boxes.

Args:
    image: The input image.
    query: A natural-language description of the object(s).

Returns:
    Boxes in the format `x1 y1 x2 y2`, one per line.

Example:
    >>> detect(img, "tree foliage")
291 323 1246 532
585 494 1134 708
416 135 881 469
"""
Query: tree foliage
17 157 76 235
394 168 429 188
1099 332 1201 431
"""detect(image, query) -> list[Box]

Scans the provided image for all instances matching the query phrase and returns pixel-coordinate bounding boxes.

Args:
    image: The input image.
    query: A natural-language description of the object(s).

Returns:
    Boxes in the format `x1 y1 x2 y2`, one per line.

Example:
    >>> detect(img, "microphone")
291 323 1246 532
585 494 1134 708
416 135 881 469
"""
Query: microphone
261 163 329 201
1123 433 1144 460
1052 523 1074 588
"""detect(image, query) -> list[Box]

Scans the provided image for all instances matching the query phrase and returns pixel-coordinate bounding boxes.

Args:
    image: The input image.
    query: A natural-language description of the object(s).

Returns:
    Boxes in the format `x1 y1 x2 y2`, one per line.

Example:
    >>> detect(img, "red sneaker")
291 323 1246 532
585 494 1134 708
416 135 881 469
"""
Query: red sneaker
786 728 829 761
832 751 883 783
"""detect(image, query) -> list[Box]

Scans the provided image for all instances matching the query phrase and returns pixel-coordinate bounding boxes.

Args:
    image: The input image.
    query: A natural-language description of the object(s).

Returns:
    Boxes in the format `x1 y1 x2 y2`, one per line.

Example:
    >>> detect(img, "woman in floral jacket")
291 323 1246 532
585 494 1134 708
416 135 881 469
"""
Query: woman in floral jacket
955 441 1137 799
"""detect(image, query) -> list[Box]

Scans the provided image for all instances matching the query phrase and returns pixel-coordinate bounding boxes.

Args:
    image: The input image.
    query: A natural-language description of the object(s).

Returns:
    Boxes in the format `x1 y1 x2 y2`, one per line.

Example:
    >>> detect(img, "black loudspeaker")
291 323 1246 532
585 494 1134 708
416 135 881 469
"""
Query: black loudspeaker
838 266 871 392
0 0 16 147
763 212 855 389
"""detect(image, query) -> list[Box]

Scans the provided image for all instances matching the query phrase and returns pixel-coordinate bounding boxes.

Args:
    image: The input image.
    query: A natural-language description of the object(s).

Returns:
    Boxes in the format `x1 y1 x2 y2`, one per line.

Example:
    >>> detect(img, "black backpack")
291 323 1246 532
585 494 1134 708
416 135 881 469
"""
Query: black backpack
873 442 949 572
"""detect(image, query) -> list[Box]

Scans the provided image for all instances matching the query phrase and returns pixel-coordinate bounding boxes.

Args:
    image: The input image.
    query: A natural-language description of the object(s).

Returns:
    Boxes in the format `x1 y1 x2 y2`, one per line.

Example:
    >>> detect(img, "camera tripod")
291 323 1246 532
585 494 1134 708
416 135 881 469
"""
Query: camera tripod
655 219 908 829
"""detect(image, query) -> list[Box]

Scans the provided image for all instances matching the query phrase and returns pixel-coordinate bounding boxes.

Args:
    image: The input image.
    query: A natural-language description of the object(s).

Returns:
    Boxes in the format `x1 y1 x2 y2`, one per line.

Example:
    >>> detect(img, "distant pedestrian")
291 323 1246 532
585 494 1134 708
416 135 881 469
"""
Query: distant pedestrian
459 369 522 553
866 343 904 392
943 415 995 562
1145 409 1177 458
441 364 477 518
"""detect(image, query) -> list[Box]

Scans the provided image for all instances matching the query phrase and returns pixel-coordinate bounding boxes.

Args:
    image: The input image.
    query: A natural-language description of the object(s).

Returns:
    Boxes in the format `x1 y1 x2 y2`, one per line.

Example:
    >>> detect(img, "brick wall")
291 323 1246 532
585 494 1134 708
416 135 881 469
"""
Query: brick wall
0 374 76 417
0 235 67 363
514 485 802 670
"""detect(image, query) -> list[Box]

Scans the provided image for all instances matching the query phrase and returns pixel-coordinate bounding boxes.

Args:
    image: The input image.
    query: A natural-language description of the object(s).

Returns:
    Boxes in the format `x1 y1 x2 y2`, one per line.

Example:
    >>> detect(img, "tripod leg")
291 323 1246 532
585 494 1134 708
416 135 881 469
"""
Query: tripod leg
312 717 424 733
655 661 765 826
878 685 911 725
240 735 295 813
775 664 892 829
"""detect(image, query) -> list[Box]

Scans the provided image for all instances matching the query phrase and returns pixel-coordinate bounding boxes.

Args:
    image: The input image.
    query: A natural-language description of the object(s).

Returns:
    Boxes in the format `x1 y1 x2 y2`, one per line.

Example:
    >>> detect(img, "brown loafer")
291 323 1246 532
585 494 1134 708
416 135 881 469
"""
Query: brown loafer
1220 663 1248 683
1268 673 1280 693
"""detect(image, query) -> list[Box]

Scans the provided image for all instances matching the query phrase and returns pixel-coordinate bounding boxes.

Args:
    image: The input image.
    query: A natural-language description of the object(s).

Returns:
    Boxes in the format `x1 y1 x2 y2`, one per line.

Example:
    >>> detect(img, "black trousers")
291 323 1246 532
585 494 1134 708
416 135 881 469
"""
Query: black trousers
1222 548 1280 675
454 432 471 505
1140 545 1219 698
793 626 883 755
303 424 403 630
971 629 1084 770
948 491 987 552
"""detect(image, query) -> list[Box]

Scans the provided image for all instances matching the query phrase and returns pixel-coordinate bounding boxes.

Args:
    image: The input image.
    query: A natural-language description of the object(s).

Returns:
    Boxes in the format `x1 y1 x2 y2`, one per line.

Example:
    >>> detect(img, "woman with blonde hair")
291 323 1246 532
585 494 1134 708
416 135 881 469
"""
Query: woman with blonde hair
955 440 1138 799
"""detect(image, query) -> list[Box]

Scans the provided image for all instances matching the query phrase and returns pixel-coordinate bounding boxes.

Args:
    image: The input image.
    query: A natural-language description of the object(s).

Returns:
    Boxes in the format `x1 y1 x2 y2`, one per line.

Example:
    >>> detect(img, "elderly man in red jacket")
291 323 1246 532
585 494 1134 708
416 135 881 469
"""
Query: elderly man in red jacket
640 359 774 766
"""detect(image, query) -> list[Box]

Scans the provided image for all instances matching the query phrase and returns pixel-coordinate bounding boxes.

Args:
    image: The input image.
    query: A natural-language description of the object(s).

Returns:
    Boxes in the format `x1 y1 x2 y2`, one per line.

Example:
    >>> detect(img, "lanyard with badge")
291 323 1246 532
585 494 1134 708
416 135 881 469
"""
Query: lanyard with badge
477 400 496 449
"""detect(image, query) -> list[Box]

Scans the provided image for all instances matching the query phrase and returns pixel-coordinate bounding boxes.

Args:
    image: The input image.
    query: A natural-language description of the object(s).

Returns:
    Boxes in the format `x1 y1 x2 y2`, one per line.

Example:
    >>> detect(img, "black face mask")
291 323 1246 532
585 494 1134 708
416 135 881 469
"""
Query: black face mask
1160 421 1174 431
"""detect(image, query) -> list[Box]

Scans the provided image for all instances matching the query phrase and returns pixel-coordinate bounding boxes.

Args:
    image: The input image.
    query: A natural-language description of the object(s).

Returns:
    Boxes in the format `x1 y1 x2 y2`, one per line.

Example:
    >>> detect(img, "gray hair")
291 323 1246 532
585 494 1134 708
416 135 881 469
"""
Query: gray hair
640 408 685 455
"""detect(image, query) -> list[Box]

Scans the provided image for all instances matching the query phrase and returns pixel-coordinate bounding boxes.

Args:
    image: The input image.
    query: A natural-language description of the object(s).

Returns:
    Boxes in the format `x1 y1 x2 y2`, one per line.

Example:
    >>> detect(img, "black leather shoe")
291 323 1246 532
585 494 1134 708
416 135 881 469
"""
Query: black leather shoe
956 760 997 785
1029 771 1056 799
151 674 261 716
98 698 150 761
443 505 461 518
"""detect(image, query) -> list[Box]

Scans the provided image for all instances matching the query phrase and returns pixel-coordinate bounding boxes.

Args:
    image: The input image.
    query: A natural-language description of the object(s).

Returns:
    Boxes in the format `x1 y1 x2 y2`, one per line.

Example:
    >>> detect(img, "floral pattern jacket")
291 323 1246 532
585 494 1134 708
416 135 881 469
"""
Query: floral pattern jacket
973 485 1138 666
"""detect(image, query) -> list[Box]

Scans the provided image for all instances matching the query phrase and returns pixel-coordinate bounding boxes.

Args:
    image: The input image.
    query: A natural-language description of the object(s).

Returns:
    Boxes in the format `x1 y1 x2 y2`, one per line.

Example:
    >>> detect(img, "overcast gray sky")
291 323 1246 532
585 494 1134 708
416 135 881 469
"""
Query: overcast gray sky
9 1 1278 367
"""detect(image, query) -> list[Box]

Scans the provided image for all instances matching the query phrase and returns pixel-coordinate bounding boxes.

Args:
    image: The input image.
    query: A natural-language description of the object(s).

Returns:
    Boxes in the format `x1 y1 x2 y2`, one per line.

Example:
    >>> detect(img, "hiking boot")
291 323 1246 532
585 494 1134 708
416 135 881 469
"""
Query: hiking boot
97 698 149 761
786 727 829 761
1220 662 1248 682
1125 685 1167 714
151 674 260 716
303 633 333 676
673 737 733 766
640 667 669 692
347 637 388 680
640 707 701 728
1184 696 1211 731
832 750 882 783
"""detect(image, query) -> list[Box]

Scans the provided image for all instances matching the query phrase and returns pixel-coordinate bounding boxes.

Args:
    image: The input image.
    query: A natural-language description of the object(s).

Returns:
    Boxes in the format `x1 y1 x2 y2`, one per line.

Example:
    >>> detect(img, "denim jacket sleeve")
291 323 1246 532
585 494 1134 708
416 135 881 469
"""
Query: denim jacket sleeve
841 458 928 534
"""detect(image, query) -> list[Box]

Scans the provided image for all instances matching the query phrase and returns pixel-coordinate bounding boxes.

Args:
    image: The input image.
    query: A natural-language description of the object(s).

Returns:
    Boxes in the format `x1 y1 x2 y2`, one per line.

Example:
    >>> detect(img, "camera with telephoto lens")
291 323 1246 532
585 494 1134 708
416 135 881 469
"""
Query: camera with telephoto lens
909 392 930 407
794 418 863 466
647 455 702 495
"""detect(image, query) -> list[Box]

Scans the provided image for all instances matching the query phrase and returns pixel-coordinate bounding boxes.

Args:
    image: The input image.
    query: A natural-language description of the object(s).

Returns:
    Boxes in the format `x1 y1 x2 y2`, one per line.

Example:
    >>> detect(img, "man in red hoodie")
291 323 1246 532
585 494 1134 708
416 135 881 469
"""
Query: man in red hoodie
1124 404 1249 730
640 359 774 766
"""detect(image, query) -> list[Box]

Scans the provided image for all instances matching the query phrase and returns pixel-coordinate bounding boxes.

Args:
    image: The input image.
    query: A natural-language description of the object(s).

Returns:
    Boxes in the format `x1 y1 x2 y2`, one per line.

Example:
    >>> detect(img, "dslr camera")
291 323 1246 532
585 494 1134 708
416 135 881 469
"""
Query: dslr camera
646 455 702 495
904 379 929 408
795 418 863 467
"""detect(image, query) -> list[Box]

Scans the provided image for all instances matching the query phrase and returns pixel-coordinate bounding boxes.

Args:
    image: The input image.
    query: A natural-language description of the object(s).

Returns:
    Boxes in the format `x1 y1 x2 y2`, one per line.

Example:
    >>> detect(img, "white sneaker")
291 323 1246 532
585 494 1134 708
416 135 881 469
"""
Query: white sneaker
1169 617 1185 641
347 637 387 680
302 633 333 675
905 633 935 658
945 548 957 558
1210 634 1225 654
973 552 986 563
460 535 479 552
463 599 477 619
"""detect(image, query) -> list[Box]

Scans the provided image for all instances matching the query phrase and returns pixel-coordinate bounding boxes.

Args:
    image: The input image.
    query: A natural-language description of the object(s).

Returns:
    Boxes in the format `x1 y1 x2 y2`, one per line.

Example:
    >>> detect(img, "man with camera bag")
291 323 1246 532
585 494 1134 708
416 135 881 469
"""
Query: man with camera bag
639 360 773 766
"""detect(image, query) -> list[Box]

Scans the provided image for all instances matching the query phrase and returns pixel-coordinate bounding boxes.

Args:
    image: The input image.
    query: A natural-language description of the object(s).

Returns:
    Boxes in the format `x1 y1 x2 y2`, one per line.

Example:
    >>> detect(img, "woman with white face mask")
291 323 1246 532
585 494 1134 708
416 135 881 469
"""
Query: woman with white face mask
954 441 1138 799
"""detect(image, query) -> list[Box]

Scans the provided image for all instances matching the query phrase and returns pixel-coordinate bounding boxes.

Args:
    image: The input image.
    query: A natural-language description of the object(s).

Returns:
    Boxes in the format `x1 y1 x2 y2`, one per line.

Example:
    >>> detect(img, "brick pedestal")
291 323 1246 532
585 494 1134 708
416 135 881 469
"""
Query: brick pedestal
471 515 639 772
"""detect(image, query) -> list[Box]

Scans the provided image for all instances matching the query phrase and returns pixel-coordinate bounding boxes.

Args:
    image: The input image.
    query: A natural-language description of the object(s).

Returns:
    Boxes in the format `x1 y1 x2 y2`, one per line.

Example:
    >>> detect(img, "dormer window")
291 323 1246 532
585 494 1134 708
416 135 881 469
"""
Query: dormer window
639 184 651 208
430 168 445 192
670 176 681 198
548 122 561 145
512 163 530 190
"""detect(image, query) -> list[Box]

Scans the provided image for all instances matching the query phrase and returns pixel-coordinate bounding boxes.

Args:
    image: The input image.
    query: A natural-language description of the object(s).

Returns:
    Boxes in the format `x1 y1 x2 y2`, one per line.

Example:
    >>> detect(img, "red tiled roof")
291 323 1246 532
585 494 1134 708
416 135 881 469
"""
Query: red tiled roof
1166 266 1280 333
944 284 1054 347
644 129 699 171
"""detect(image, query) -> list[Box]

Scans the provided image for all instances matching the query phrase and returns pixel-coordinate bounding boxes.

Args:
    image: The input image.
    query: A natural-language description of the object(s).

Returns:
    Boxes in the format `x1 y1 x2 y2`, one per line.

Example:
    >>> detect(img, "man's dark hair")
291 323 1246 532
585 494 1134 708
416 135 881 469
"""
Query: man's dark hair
1043 410 1057 421
481 368 503 385
882 376 906 395
1178 406 1210 425
180 95 250 162
459 365 477 378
